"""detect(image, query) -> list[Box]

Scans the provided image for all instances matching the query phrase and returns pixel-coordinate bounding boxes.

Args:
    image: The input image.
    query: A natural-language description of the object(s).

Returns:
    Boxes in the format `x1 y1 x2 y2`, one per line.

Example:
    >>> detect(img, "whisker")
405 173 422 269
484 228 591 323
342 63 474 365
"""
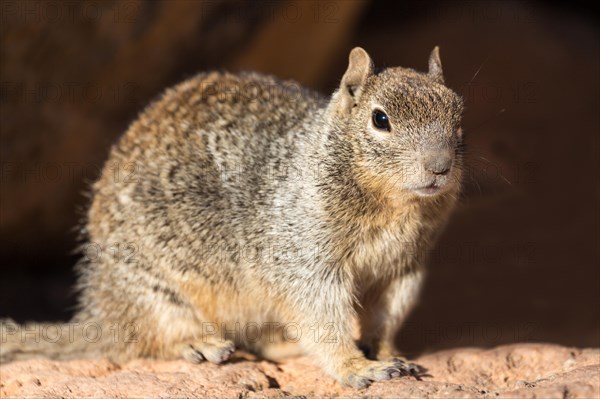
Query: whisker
460 55 490 97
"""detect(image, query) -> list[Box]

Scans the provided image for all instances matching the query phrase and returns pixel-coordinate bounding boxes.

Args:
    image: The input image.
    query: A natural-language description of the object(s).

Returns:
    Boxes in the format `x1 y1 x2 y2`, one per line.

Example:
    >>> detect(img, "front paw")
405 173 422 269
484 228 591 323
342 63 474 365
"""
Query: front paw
378 355 425 380
338 358 414 388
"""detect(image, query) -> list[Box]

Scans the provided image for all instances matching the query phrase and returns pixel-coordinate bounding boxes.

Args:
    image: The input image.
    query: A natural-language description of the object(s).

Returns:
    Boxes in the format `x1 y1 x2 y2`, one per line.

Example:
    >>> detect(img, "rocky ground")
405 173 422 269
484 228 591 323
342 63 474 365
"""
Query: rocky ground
1 344 598 398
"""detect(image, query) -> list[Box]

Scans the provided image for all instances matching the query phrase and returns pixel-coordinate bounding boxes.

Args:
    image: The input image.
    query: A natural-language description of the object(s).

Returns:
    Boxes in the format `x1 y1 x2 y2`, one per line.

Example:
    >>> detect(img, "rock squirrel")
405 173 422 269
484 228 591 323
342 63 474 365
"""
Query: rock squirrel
1 47 464 388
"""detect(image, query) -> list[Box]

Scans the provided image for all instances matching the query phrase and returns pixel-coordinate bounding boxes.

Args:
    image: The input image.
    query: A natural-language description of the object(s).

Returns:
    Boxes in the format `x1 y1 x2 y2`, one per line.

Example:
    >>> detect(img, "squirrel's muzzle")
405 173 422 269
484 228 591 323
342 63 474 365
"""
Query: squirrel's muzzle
421 150 452 176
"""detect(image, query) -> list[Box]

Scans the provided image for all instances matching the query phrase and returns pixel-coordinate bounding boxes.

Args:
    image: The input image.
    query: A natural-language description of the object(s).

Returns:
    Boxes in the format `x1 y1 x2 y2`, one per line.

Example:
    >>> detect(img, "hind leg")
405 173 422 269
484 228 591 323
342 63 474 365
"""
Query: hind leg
124 303 238 364
75 266 227 364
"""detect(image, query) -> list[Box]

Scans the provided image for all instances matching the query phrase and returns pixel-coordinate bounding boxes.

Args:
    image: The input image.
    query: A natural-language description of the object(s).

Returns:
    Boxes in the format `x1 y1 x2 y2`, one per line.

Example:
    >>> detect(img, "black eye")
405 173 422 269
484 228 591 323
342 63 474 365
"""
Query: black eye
372 109 391 131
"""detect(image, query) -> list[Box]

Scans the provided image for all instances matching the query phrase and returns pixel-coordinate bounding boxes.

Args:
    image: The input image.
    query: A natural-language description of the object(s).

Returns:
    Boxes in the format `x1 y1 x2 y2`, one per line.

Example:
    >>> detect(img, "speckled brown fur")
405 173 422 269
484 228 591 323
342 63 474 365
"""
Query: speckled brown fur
1 47 463 388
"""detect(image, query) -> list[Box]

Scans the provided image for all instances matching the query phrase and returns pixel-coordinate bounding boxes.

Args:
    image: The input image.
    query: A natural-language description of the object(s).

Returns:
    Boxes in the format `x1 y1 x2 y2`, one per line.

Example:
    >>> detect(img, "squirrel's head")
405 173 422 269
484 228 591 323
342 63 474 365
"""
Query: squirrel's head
327 47 463 202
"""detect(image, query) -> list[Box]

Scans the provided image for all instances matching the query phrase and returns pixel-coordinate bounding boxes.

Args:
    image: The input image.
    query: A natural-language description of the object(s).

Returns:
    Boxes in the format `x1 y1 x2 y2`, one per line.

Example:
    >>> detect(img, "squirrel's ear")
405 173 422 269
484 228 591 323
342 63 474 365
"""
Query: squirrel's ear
332 47 373 114
428 46 444 84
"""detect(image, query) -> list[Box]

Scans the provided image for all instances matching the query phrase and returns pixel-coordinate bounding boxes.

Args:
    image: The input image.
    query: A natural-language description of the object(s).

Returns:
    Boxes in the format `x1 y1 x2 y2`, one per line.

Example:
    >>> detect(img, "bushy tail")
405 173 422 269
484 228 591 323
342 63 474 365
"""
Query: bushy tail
0 318 106 363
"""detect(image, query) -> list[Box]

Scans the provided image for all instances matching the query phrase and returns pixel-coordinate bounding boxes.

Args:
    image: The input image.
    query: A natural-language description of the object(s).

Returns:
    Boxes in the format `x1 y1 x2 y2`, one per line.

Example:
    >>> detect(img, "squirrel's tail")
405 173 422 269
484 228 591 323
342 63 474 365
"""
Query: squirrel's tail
0 318 105 363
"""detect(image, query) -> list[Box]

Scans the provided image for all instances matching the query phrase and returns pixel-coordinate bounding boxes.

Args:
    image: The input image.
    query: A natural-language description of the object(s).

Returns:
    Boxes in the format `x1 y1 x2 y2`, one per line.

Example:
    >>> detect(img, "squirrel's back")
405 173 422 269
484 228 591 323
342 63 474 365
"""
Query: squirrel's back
116 71 324 169
87 71 326 258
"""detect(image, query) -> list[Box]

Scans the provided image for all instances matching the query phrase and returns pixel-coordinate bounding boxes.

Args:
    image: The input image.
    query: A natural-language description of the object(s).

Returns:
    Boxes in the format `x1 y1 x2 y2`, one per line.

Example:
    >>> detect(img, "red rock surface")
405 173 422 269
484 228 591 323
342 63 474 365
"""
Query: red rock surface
1 344 598 398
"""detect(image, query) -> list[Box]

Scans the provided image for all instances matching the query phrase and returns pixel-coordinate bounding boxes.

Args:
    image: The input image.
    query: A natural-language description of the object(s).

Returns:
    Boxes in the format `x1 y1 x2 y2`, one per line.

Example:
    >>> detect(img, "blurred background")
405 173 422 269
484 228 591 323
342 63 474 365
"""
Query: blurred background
0 0 598 356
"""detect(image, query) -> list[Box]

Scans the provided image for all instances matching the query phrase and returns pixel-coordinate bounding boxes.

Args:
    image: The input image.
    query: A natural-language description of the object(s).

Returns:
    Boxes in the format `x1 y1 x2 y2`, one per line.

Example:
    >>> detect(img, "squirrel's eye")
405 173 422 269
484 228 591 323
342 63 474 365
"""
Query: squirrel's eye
372 110 391 132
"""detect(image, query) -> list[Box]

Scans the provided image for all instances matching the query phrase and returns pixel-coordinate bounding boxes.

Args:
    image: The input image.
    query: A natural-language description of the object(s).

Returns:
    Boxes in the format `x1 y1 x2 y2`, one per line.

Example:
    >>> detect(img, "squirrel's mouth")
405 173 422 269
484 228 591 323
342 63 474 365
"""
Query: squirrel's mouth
409 170 457 197
412 183 442 197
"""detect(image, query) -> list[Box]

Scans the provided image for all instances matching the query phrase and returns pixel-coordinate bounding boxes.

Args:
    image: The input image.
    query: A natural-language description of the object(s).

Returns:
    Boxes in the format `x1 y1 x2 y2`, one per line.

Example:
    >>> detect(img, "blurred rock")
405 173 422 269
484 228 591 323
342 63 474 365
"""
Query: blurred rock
0 0 302 259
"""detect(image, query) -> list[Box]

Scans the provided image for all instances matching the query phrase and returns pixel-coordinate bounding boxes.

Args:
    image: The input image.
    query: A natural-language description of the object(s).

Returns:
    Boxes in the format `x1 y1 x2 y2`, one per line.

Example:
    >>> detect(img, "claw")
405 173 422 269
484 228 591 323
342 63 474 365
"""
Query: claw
390 357 428 380
388 367 401 378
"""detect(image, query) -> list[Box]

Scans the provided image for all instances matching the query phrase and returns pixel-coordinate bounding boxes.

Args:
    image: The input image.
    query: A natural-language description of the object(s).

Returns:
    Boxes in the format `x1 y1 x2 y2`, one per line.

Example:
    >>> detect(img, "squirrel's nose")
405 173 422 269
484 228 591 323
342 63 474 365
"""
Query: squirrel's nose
423 152 452 175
